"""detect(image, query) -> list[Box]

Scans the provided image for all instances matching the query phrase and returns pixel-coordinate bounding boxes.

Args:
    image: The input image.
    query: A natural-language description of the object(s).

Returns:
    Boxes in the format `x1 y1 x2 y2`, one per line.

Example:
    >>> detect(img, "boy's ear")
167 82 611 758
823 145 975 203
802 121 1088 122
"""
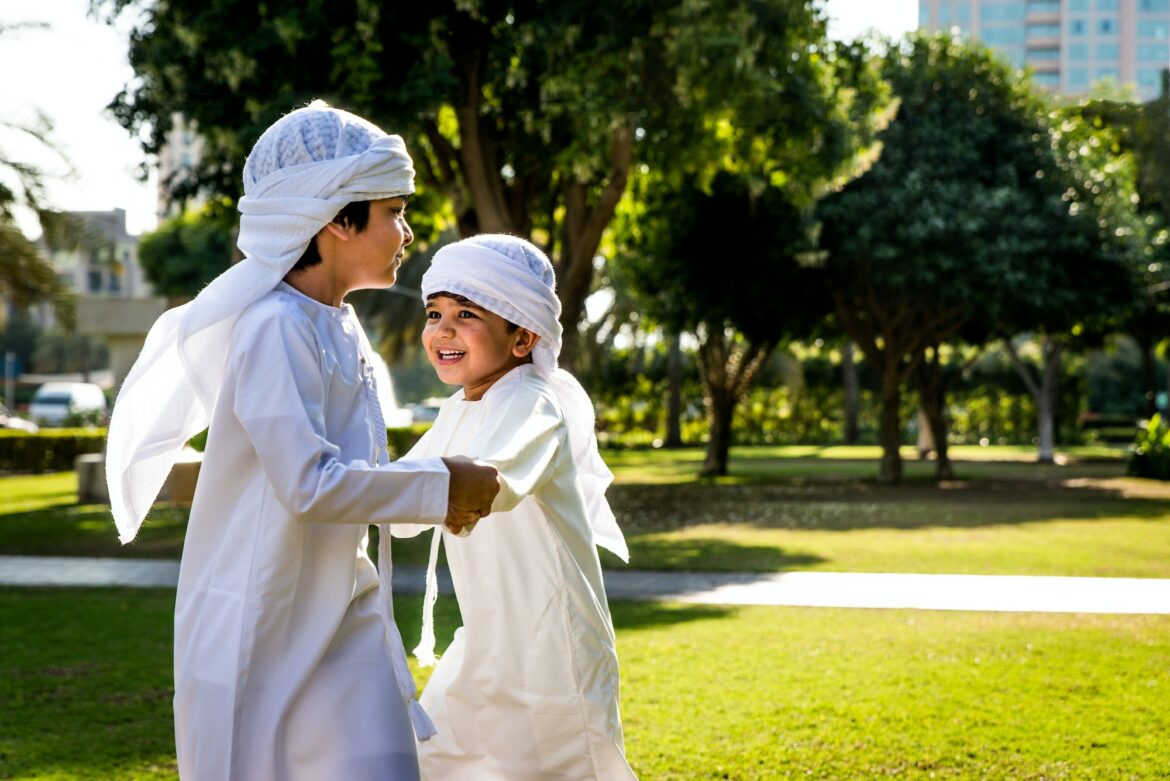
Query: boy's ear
321 221 351 242
512 329 540 358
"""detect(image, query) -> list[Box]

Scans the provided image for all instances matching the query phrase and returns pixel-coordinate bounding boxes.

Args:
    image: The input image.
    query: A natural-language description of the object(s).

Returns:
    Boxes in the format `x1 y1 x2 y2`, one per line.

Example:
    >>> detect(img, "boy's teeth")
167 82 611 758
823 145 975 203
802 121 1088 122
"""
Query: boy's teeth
438 350 465 358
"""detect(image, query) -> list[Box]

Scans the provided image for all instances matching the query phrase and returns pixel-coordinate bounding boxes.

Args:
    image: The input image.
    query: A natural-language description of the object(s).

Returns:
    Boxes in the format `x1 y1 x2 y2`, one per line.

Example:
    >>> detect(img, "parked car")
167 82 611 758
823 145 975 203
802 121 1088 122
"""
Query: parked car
0 402 39 432
27 382 108 427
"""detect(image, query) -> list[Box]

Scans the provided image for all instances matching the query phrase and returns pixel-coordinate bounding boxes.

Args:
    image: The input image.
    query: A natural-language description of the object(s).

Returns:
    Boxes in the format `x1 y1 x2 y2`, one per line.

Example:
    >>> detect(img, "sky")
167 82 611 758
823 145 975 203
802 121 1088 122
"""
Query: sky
0 0 918 240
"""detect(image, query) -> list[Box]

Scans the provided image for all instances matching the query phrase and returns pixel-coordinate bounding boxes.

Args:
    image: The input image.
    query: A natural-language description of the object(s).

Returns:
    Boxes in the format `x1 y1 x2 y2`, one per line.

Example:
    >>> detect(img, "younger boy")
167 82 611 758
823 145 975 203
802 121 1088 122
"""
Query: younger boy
385 234 636 780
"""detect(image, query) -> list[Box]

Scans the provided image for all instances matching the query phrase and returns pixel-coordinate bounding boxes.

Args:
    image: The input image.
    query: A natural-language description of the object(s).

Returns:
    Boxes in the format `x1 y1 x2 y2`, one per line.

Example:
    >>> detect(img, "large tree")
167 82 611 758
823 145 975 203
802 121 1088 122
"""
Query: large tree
95 0 843 369
818 33 1135 481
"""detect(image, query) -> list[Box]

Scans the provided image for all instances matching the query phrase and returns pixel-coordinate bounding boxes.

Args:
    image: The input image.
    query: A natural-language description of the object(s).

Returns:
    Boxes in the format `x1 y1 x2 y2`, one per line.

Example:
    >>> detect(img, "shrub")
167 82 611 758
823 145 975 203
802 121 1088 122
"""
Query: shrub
1128 414 1170 480
0 429 107 473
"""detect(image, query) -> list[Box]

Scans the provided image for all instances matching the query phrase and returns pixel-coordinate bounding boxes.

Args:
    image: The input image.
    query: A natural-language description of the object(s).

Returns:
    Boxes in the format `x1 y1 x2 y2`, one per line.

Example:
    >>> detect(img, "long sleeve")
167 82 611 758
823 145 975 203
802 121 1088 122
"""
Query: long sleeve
466 386 564 513
233 311 448 526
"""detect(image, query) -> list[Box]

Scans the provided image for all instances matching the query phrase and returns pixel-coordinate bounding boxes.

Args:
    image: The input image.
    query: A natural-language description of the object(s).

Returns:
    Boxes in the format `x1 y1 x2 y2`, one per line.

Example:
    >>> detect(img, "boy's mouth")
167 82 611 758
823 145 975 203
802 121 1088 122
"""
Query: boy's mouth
436 349 465 363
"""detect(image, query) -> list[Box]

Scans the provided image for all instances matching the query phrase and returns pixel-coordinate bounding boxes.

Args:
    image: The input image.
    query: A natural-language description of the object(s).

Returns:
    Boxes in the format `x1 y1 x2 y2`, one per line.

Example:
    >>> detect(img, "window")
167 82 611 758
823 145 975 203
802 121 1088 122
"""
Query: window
1070 18 1088 35
1099 18 1116 35
1097 42 1120 59
1140 0 1170 11
940 4 952 24
1097 0 1118 9
1033 71 1061 87
1138 20 1170 39
1026 23 1060 38
1138 42 1169 60
1026 1 1060 11
1139 68 1164 87
1028 47 1060 60
958 2 971 25
985 27 1026 45
1069 43 1090 59
1097 66 1119 79
920 0 931 27
1068 67 1091 88
981 2 1026 21
1069 0 1089 9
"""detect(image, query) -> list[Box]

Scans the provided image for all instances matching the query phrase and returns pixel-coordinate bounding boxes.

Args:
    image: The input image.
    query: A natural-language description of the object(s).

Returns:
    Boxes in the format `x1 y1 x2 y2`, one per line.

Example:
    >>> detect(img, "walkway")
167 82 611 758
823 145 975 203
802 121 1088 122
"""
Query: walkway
2 555 1169 614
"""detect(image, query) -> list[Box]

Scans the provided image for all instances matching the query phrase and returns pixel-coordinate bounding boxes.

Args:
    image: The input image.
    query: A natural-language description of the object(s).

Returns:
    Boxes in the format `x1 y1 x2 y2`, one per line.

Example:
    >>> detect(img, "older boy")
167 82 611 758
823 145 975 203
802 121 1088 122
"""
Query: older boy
106 102 498 780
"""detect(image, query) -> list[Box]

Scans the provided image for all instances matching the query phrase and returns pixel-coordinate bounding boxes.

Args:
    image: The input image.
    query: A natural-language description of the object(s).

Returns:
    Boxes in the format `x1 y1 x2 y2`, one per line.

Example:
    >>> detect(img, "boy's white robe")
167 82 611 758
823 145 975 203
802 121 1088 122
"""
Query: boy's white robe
174 284 449 780
392 365 637 780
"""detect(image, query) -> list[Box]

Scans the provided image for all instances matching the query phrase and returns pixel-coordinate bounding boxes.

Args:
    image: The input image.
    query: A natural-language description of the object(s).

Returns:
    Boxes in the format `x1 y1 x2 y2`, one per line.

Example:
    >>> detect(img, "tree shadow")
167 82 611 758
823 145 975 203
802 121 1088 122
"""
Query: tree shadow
609 600 737 631
602 539 825 572
608 473 1170 533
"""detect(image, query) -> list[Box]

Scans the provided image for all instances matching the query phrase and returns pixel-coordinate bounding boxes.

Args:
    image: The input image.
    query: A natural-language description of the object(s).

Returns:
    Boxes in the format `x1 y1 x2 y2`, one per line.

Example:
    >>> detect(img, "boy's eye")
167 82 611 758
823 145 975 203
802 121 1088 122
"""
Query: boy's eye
458 310 478 319
425 310 439 319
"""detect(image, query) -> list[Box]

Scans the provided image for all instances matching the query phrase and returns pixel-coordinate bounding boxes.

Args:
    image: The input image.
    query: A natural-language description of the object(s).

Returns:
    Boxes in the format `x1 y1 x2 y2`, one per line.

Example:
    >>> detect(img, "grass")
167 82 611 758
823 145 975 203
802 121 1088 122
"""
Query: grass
4 447 1167 579
2 587 1168 780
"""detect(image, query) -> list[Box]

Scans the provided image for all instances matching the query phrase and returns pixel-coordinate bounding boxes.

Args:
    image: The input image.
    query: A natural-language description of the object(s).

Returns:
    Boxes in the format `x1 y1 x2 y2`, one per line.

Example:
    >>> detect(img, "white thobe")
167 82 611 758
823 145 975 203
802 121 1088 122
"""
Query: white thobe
174 283 449 780
393 365 637 781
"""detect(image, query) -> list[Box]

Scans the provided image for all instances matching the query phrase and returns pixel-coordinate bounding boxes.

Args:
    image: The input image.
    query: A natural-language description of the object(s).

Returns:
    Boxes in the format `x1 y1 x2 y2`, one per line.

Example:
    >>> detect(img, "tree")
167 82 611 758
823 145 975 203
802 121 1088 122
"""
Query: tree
818 33 1135 481
0 98 77 326
98 0 825 369
137 206 234 302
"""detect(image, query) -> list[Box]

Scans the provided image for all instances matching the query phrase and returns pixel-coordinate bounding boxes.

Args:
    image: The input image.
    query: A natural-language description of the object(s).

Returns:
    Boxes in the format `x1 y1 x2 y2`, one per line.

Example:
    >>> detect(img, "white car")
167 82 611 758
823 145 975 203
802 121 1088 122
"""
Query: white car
28 382 108 427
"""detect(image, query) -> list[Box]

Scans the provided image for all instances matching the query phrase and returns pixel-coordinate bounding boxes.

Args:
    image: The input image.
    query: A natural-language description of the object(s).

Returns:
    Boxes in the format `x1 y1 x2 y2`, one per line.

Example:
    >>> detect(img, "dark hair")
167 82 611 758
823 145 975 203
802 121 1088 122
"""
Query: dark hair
426 291 519 333
290 200 372 272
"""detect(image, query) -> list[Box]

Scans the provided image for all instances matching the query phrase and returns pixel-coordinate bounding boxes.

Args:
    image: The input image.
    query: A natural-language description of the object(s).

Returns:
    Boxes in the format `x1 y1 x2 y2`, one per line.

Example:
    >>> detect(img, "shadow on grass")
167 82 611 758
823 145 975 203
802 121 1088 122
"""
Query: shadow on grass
607 474 1170 534
609 600 737 631
0 503 188 558
602 539 825 573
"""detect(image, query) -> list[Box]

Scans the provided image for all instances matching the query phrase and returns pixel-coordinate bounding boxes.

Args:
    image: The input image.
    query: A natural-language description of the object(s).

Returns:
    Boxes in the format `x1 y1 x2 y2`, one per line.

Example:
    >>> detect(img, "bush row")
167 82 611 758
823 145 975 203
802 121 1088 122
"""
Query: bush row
0 429 107 473
0 424 433 474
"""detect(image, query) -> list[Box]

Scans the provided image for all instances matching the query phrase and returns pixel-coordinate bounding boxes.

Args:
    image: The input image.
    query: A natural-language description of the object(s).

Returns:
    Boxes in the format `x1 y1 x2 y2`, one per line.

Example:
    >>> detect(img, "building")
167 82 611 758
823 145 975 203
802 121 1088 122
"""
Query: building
919 0 1170 99
41 208 166 388
156 112 206 222
45 208 152 300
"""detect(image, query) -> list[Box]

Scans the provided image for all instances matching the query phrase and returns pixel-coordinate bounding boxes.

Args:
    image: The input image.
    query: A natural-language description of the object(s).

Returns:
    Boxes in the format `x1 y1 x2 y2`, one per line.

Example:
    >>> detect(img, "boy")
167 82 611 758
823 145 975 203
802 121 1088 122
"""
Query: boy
105 102 499 780
386 234 636 780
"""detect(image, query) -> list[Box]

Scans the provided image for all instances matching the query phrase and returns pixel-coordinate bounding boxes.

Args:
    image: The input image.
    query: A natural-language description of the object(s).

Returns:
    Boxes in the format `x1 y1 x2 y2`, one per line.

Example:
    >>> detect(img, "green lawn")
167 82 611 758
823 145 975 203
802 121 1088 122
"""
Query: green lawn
2 587 1167 780
4 447 1167 579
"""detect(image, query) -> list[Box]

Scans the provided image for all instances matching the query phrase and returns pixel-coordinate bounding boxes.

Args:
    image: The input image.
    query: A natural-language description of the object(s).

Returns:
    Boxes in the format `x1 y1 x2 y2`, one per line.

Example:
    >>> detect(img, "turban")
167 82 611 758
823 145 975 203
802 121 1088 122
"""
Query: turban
106 101 416 544
421 234 629 562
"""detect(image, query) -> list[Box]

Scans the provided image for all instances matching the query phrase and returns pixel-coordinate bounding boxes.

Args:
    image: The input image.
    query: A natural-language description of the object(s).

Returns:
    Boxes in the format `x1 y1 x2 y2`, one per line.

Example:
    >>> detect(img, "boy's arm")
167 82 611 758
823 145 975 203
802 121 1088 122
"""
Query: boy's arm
469 390 564 513
234 312 488 526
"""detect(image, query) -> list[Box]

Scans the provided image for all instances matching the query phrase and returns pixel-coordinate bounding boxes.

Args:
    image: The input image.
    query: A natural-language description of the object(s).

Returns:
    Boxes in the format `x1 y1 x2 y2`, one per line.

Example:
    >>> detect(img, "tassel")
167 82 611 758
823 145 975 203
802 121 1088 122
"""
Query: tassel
413 527 443 667
409 699 437 741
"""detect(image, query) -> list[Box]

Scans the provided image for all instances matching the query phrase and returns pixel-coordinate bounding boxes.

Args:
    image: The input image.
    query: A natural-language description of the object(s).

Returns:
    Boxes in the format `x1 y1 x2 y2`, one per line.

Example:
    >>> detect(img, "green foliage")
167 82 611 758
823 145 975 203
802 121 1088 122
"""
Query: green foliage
137 207 234 298
1130 413 1170 480
0 429 106 473
184 424 428 459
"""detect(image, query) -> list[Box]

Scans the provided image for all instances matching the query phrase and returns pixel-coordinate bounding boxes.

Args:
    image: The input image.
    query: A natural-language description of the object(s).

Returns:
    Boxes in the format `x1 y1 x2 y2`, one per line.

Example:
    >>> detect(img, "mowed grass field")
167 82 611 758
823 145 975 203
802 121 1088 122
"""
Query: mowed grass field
2 445 1168 778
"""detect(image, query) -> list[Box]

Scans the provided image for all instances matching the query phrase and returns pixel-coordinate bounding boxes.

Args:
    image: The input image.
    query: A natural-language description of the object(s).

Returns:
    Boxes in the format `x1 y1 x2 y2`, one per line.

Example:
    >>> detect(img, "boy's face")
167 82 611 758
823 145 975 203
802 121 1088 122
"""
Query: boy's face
422 294 539 401
340 196 413 290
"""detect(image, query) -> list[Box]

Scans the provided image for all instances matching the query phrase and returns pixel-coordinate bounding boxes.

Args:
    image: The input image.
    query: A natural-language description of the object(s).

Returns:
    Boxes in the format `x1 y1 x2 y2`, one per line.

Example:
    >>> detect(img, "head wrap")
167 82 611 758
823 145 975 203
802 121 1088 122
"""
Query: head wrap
420 234 629 562
106 101 416 544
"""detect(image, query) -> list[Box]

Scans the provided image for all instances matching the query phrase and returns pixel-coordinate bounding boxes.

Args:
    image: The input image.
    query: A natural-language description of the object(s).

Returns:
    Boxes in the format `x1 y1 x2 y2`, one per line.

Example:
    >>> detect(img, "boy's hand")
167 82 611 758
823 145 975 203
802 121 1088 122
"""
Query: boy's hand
442 456 500 534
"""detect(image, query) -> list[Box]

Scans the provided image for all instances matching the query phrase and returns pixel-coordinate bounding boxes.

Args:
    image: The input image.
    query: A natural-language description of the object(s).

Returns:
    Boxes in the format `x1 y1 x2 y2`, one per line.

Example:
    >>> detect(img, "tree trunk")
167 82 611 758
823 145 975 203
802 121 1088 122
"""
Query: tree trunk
702 389 735 476
842 341 859 444
1004 336 1063 464
877 365 903 484
664 332 683 447
694 326 773 477
1138 337 1157 419
914 349 953 481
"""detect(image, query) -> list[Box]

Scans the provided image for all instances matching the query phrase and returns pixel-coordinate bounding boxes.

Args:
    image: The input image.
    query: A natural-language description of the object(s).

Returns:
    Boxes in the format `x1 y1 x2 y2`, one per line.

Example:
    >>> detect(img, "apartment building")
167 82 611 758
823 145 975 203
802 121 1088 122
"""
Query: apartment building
919 0 1170 99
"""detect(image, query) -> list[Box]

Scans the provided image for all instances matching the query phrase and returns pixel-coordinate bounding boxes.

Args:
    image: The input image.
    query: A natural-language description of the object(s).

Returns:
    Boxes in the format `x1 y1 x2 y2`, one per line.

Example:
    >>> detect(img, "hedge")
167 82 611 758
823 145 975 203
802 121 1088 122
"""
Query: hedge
0 424 433 475
0 429 107 473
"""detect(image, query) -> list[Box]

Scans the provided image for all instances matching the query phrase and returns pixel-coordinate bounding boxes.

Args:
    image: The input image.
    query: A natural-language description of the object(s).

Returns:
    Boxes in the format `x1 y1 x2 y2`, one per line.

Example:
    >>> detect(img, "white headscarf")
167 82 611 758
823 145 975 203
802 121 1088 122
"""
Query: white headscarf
107 101 415 543
420 234 629 562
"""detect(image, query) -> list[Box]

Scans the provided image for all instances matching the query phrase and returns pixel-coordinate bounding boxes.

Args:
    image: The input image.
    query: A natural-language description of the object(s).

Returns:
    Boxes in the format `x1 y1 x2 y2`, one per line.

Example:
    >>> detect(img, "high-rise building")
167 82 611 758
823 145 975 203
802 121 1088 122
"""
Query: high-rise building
918 0 1170 99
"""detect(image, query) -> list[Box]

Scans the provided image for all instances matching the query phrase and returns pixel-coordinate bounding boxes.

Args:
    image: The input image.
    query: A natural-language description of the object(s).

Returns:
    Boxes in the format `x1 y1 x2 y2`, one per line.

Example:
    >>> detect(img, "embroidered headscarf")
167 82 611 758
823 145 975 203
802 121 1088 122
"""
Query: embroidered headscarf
106 101 415 543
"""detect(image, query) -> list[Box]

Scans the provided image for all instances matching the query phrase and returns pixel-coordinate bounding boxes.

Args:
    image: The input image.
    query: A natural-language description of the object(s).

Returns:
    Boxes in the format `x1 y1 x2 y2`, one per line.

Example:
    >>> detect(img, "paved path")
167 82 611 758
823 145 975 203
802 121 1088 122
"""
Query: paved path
2 556 1169 614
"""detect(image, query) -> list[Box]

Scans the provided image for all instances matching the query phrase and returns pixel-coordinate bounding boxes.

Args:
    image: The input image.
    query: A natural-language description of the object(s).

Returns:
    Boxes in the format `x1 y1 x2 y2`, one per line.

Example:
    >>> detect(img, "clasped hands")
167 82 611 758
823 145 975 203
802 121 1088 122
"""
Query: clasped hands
441 456 501 536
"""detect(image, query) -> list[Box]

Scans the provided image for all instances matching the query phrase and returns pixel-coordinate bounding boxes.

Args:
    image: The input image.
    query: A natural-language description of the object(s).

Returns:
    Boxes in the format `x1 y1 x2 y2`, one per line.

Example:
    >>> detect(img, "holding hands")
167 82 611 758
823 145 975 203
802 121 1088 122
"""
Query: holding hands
441 456 500 535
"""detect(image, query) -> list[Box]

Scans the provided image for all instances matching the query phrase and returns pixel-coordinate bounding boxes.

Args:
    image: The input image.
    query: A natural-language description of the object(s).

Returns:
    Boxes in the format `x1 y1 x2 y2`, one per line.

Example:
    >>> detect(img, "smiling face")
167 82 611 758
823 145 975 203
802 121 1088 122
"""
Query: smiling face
338 196 413 291
422 293 540 400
